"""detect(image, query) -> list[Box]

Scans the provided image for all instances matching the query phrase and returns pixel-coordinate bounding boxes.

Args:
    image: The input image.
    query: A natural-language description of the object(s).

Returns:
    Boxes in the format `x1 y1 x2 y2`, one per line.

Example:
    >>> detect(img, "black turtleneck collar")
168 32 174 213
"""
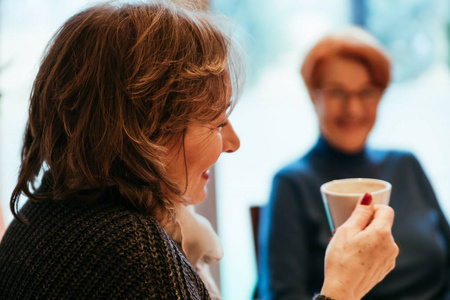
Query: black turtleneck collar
312 136 369 164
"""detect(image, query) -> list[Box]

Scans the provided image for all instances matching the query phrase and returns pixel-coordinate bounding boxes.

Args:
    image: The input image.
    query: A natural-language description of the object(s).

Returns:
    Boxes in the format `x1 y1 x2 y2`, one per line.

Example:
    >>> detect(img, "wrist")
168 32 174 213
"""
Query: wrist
320 280 355 300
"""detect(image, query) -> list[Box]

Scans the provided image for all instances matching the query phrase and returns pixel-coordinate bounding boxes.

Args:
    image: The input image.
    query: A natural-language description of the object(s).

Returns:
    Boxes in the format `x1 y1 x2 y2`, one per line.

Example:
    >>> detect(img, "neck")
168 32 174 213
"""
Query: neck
316 136 367 159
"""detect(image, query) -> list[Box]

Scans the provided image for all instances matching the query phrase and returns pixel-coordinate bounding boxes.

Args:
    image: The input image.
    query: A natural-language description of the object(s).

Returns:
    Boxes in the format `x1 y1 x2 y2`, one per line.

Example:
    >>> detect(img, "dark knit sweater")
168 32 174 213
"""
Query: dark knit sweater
0 196 210 299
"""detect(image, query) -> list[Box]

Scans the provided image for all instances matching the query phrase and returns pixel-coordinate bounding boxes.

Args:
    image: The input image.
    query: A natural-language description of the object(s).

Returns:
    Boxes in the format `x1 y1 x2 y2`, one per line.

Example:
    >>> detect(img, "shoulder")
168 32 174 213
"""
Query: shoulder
369 148 419 165
103 206 208 297
269 156 321 204
275 156 312 181
1 199 209 299
369 148 429 183
75 203 203 288
94 204 209 299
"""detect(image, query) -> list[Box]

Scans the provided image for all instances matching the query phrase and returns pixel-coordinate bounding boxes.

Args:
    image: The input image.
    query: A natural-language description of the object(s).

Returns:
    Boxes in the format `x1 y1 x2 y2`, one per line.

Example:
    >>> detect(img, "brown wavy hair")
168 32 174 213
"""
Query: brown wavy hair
11 0 243 222
301 26 391 92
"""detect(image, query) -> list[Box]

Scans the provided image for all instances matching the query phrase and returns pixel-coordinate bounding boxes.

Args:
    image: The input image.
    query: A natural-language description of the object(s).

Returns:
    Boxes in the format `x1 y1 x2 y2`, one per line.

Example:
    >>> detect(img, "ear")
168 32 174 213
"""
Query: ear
308 88 319 106
308 88 316 103
307 88 323 116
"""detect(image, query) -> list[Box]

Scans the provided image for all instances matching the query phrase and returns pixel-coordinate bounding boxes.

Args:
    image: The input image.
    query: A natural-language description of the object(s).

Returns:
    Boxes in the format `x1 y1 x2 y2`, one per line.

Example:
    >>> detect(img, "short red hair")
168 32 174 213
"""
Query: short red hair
301 26 391 91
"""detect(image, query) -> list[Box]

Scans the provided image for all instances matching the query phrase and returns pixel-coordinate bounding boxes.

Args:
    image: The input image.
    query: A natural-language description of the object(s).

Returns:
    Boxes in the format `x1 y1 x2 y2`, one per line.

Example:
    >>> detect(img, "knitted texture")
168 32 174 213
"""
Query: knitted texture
0 197 210 299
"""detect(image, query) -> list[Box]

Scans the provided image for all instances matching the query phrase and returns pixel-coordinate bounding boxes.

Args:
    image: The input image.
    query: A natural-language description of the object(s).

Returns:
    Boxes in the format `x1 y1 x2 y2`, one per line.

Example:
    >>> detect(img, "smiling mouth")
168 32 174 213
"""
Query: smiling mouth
338 120 364 129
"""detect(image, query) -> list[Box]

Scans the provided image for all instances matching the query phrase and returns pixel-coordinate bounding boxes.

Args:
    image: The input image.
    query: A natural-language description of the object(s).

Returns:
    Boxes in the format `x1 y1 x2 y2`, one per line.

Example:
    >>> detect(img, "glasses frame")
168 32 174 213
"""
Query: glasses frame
314 86 383 103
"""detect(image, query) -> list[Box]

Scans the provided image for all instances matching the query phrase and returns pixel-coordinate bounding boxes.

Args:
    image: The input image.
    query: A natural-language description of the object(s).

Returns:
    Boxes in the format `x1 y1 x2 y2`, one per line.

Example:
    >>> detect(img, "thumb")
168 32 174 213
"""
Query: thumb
341 193 375 233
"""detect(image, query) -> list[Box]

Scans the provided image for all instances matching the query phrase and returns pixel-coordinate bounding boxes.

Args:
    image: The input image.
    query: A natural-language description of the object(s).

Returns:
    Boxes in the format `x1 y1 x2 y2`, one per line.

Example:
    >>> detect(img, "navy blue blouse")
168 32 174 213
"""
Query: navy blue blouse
258 137 450 300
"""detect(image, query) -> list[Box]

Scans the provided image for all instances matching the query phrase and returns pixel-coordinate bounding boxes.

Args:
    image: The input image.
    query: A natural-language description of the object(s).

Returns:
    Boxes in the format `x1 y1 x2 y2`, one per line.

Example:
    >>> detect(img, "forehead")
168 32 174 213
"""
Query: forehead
318 56 372 88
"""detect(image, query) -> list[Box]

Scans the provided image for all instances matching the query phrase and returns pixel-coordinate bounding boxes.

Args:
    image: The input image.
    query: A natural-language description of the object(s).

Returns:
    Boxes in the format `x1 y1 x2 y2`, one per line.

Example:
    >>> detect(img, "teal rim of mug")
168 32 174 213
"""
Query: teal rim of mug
322 196 335 234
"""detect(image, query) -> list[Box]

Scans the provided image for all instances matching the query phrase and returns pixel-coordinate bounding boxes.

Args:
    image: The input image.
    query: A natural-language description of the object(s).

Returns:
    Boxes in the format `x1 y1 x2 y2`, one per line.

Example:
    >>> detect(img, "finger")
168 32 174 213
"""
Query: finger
341 193 375 233
366 204 395 230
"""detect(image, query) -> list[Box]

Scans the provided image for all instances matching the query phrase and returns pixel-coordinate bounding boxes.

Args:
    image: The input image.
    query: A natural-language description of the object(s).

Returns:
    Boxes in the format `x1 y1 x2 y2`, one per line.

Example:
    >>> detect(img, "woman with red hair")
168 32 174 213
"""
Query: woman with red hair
259 26 450 300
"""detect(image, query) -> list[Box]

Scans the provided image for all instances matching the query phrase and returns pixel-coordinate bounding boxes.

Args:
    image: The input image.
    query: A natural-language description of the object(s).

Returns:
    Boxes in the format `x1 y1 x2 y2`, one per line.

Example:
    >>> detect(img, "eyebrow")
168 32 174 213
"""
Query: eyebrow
322 81 376 88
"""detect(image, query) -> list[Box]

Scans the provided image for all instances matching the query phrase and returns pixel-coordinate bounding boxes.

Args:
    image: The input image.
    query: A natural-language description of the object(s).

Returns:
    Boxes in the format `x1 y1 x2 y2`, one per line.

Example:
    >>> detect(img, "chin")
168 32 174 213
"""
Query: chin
340 142 366 154
334 132 367 152
188 189 207 205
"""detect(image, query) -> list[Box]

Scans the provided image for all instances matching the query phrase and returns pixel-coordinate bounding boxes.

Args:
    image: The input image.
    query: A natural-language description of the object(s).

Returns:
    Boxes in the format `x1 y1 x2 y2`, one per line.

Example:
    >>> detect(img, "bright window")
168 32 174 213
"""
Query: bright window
0 0 103 225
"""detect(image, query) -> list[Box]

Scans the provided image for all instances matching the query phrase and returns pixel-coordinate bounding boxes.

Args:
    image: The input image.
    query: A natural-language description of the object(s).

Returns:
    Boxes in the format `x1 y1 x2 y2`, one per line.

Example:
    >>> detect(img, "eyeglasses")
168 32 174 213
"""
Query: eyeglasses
316 87 382 103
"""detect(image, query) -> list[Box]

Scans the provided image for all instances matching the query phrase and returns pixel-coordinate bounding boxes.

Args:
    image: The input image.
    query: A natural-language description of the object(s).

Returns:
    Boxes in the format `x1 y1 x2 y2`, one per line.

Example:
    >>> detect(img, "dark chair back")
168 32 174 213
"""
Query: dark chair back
250 205 263 299
250 205 261 270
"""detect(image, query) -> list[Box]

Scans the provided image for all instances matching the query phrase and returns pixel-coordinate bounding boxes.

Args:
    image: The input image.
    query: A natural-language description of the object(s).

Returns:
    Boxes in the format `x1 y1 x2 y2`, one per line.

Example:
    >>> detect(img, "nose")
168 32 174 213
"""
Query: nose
222 123 240 153
345 94 364 116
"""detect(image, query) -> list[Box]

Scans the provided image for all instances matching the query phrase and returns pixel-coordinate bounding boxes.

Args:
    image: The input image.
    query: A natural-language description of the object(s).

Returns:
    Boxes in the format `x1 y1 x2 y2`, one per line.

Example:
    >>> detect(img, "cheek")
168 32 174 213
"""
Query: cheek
185 133 223 170
316 101 338 125
203 134 223 162
313 100 325 121
364 106 379 124
166 149 187 184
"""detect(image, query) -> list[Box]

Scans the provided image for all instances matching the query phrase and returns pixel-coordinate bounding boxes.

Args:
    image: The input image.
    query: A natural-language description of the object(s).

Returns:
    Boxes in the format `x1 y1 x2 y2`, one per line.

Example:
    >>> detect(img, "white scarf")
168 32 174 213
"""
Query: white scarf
164 204 223 300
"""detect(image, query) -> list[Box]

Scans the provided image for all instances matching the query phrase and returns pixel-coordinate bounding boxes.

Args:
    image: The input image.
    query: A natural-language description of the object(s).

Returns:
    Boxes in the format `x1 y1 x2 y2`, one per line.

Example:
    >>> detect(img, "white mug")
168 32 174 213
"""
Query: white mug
320 178 392 232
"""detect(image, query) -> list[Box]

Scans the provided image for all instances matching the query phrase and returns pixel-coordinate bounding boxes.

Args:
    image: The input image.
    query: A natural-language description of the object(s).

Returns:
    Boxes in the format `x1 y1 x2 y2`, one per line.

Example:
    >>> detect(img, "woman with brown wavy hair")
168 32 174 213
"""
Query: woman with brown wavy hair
0 2 397 299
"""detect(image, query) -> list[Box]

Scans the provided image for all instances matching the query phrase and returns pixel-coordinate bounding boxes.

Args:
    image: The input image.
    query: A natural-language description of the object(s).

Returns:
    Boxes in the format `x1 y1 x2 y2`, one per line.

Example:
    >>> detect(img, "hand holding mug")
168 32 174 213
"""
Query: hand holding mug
320 194 399 300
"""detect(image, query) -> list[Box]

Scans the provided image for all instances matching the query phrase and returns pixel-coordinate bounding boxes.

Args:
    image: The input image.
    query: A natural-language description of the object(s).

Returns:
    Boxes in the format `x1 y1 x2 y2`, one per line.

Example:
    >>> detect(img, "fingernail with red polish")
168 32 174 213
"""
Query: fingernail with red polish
328 237 332 242
332 228 337 235
361 193 372 206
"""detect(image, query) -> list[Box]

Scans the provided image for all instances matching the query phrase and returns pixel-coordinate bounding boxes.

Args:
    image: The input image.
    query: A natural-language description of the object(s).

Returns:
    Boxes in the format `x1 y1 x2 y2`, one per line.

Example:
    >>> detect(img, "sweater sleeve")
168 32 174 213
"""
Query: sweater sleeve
408 154 450 297
258 172 315 300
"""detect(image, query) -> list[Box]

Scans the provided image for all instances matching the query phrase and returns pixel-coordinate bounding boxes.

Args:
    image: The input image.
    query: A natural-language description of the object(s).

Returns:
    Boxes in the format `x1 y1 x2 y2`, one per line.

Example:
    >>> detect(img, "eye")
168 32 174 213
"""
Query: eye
217 120 228 131
329 89 346 99
218 122 226 130
359 88 380 100
322 88 347 100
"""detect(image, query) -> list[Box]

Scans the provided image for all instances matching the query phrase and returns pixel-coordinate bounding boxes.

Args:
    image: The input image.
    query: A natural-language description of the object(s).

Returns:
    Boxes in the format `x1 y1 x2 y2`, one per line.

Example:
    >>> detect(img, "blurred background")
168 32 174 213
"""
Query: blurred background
1 0 449 299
